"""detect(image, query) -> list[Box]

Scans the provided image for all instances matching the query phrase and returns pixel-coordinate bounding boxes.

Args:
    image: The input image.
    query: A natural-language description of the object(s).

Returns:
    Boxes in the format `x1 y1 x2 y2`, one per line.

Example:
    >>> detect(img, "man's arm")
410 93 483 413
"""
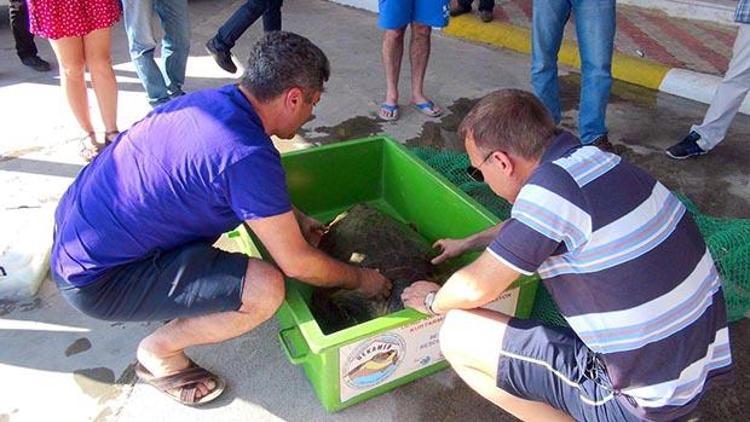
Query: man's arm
402 250 519 314
247 211 391 297
464 223 505 251
433 251 519 312
431 222 505 265
292 206 325 247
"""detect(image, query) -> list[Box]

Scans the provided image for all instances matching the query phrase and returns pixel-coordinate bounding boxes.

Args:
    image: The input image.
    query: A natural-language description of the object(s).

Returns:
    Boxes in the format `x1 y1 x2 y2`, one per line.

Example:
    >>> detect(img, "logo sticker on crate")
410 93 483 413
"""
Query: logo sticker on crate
339 315 445 402
342 334 406 390
338 287 521 402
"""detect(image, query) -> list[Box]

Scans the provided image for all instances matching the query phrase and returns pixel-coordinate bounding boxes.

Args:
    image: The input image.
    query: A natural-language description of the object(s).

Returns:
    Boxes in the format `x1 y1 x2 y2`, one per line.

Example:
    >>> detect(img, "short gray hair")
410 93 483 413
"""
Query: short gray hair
458 89 557 160
240 31 330 103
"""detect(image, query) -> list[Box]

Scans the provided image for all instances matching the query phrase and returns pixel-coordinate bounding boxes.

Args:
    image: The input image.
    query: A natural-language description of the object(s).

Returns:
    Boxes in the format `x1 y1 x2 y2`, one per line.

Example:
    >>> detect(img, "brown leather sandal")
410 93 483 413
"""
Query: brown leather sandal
104 130 120 145
80 132 103 162
135 360 226 406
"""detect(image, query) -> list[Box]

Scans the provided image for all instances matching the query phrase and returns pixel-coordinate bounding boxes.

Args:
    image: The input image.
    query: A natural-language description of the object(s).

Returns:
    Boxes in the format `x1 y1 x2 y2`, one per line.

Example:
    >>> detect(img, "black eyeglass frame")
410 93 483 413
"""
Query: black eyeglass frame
466 150 496 182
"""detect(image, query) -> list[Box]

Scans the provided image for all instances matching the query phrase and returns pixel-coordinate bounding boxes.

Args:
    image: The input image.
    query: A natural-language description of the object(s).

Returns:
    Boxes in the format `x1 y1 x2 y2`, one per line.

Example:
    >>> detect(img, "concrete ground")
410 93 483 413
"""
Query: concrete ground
1 1 748 421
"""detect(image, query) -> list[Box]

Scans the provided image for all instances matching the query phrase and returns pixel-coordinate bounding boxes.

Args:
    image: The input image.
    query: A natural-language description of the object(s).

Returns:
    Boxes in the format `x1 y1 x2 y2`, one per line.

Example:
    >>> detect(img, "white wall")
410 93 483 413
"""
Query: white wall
331 0 379 13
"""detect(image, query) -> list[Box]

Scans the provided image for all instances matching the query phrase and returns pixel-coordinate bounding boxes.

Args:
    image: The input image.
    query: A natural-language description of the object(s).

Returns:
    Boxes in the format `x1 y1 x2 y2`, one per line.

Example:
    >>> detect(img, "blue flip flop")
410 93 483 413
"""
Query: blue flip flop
379 103 400 121
413 101 443 118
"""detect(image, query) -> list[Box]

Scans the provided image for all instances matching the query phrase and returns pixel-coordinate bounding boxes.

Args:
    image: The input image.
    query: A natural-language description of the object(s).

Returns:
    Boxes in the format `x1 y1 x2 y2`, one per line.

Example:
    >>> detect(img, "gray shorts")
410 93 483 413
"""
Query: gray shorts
53 242 248 322
497 318 641 422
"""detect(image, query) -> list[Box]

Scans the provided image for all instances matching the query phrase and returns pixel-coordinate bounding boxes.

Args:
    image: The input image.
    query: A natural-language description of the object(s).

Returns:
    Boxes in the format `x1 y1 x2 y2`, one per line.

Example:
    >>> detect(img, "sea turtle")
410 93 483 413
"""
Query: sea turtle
312 204 436 334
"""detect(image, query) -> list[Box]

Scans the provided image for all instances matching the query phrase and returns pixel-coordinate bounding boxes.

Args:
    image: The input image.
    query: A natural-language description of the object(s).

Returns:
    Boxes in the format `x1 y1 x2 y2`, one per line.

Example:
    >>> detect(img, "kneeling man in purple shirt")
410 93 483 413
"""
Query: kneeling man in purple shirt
51 31 391 406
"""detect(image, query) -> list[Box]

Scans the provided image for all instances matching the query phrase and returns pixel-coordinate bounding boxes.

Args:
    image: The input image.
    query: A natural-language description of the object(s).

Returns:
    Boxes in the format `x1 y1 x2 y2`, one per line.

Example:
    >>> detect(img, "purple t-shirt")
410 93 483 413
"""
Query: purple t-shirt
51 85 292 286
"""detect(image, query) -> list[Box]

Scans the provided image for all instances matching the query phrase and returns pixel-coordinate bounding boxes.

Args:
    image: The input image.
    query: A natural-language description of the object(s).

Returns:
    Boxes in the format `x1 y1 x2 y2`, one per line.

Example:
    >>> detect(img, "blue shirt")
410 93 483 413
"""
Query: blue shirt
488 132 732 421
52 85 292 286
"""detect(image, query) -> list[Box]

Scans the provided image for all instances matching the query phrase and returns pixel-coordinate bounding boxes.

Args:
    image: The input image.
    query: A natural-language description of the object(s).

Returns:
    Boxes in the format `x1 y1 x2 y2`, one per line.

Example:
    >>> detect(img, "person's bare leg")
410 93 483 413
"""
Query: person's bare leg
440 309 573 421
409 22 440 114
50 36 95 136
137 258 285 399
83 27 118 134
381 27 406 118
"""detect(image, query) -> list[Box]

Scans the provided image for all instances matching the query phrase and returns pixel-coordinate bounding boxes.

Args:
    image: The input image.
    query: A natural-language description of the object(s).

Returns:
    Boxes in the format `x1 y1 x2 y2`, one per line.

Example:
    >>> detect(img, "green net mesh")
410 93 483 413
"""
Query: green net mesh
411 147 513 220
411 147 750 325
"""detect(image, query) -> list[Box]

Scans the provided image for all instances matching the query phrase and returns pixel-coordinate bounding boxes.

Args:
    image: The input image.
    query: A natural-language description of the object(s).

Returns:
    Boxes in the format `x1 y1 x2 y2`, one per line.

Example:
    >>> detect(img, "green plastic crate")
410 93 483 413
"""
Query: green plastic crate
230 136 539 412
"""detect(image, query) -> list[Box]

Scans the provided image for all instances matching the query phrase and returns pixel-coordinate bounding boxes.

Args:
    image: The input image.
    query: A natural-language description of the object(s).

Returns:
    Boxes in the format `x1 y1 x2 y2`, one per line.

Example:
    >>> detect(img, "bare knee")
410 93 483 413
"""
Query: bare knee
60 58 85 80
439 309 470 363
238 259 285 320
411 23 432 39
384 28 406 44
86 54 114 77
440 309 509 369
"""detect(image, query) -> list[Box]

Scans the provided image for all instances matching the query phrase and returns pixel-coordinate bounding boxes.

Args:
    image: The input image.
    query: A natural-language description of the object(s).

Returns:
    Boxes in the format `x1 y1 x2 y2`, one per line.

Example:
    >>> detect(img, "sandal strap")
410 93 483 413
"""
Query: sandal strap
135 359 224 405
80 132 101 161
180 385 198 404
414 101 435 110
413 101 442 117
150 366 215 391
104 130 120 145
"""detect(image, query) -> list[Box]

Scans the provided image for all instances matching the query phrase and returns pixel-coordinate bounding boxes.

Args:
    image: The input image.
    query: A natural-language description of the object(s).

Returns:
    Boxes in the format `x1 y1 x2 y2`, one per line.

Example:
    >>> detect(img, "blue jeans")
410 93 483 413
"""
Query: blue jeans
123 0 190 105
214 0 283 52
531 0 615 144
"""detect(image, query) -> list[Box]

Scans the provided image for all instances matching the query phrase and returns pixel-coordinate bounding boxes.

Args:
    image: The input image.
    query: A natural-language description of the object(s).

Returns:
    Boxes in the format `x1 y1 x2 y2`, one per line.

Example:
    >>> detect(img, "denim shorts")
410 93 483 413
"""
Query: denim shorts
378 0 450 29
54 242 248 322
497 318 641 422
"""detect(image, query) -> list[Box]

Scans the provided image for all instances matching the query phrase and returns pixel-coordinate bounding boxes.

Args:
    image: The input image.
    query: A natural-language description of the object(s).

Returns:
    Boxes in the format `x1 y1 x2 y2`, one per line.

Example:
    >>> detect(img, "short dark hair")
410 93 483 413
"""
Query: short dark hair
458 89 557 160
240 31 330 103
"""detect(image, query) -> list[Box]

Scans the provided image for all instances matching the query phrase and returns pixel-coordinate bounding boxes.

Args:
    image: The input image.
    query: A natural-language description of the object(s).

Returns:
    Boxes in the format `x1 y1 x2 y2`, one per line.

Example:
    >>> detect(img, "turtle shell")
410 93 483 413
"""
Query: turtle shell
311 204 436 334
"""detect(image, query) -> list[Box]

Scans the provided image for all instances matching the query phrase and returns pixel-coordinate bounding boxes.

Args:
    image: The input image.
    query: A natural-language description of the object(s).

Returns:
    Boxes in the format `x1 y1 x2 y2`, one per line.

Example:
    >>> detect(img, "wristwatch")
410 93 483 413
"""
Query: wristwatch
423 291 440 316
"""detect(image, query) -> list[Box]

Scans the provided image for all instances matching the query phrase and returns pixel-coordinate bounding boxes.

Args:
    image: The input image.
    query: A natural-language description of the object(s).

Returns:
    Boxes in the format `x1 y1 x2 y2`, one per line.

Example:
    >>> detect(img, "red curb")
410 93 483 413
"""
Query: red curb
618 12 684 68
695 22 737 48
493 5 510 23
515 0 533 21
642 12 728 74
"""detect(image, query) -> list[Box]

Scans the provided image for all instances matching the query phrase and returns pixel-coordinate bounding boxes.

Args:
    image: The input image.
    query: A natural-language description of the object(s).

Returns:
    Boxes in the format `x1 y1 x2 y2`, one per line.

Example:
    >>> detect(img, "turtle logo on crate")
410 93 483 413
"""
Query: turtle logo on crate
343 334 406 389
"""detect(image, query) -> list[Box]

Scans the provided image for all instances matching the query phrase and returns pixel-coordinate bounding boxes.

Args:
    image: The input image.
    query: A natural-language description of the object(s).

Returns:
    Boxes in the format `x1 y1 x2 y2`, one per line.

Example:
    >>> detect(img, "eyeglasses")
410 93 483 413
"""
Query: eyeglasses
466 151 495 182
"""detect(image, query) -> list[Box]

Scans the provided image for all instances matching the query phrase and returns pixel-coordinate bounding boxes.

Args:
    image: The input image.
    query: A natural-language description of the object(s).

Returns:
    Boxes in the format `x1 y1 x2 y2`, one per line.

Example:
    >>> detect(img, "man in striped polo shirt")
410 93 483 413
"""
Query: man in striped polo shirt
402 89 733 421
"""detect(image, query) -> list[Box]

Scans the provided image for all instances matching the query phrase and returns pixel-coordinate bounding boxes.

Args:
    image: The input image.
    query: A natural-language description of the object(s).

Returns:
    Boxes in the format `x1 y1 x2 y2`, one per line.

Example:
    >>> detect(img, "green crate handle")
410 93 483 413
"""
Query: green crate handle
278 325 310 365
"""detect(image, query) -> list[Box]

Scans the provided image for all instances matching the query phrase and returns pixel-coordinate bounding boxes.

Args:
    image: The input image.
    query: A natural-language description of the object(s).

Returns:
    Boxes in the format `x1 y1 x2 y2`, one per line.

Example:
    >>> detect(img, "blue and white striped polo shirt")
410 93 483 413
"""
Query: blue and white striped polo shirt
488 131 733 421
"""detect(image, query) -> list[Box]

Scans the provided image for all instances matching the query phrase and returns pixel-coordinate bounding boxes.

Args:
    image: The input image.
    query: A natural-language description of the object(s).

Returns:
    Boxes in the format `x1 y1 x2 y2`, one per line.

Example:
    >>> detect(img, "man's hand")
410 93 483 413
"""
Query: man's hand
296 211 325 247
431 238 471 265
401 281 442 314
432 223 506 265
357 268 393 300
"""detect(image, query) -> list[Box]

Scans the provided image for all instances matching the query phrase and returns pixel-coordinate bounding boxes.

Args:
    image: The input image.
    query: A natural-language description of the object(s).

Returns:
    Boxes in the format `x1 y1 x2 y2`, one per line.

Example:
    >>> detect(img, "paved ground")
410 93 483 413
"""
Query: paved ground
1 1 749 421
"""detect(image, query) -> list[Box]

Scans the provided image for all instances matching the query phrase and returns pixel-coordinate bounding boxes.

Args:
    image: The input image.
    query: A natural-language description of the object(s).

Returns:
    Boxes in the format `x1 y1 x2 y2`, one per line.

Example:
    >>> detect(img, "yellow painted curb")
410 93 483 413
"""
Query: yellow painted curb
443 15 670 91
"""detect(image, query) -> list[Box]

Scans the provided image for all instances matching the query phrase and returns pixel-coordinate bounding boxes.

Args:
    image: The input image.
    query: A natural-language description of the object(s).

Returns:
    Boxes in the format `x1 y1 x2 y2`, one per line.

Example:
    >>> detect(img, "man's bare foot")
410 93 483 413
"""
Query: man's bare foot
379 103 400 121
411 95 443 117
